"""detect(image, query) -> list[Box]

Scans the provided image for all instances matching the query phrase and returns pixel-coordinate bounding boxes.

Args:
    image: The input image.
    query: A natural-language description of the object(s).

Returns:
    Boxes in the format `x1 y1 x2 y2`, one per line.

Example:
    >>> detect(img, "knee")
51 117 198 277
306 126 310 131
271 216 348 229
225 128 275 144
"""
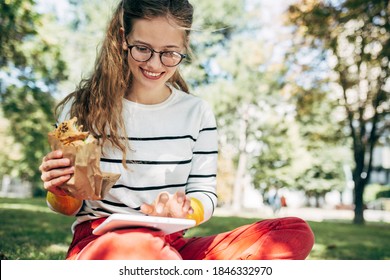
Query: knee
288 217 314 244
78 229 182 260
256 216 314 242
277 217 315 258
277 216 314 241
251 217 315 260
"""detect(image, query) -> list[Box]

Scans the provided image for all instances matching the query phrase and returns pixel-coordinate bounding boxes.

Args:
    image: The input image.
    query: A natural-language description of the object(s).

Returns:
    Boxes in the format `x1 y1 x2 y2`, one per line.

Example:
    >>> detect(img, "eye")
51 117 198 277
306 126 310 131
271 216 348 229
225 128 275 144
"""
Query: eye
135 45 151 53
163 51 181 58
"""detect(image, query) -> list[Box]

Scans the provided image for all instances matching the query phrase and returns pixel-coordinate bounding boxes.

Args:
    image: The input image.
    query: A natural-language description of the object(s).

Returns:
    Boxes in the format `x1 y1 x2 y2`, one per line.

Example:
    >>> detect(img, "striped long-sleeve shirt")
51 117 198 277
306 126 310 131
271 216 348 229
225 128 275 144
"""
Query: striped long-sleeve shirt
59 86 218 230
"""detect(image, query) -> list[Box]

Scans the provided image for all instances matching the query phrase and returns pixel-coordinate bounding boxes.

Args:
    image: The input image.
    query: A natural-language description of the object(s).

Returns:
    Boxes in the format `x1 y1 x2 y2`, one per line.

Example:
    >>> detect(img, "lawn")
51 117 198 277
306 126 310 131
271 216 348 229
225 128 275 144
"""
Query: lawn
1 197 390 260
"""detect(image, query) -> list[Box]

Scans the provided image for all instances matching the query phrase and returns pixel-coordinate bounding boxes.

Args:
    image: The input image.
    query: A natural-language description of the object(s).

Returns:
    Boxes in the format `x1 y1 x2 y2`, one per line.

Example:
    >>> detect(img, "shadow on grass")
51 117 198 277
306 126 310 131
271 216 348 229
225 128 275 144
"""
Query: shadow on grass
0 208 74 260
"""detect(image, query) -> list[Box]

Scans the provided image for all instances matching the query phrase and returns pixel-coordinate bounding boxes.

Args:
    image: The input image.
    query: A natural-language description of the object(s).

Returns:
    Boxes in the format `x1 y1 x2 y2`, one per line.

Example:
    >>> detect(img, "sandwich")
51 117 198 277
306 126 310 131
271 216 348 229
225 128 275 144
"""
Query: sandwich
49 117 96 146
46 116 120 208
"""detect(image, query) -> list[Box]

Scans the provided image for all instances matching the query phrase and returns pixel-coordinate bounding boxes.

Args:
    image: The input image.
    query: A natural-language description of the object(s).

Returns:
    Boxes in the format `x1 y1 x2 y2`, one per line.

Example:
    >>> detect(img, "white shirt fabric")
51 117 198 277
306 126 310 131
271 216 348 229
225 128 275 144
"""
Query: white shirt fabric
58 85 218 231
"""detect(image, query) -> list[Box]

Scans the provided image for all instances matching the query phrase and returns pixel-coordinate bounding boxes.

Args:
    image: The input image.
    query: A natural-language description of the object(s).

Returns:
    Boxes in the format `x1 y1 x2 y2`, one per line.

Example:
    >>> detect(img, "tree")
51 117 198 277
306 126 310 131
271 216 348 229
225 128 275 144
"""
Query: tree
183 0 250 209
284 80 354 205
188 0 341 210
183 0 246 88
55 0 118 97
192 25 293 210
286 0 390 223
0 0 67 194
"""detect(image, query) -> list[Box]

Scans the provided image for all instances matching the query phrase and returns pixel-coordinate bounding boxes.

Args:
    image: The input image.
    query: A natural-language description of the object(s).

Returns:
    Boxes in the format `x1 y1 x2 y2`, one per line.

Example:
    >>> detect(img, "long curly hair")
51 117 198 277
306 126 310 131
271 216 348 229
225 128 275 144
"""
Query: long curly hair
56 0 194 162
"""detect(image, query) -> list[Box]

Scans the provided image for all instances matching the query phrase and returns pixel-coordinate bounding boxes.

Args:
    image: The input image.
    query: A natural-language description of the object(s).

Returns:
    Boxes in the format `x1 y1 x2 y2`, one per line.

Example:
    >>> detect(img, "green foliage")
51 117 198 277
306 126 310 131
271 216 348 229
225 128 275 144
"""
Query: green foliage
54 0 118 96
1 84 56 194
294 87 347 148
364 183 390 202
0 0 38 67
251 110 302 189
376 189 390 199
0 0 68 194
184 0 246 87
195 2 349 198
280 86 351 196
285 0 390 223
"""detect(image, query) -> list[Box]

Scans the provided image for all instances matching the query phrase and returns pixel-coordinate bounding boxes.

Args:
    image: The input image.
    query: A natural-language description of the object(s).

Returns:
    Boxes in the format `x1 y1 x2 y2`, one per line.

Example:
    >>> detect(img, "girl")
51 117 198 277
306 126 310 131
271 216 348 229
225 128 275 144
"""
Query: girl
39 0 314 260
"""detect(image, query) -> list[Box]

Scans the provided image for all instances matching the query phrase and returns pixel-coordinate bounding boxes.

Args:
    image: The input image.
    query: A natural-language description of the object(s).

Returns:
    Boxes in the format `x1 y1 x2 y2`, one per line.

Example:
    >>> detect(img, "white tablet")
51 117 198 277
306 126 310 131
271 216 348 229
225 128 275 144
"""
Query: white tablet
92 213 196 235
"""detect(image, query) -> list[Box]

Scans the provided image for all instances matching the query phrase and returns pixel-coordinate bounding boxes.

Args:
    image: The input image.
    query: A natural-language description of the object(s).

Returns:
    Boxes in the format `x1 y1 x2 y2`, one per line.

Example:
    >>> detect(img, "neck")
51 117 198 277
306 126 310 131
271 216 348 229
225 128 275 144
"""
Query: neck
126 84 171 105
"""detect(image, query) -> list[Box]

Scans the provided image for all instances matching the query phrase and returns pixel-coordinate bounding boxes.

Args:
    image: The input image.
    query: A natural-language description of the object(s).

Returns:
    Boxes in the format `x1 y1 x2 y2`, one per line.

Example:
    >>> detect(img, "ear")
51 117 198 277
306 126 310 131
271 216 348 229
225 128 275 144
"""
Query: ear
119 27 128 51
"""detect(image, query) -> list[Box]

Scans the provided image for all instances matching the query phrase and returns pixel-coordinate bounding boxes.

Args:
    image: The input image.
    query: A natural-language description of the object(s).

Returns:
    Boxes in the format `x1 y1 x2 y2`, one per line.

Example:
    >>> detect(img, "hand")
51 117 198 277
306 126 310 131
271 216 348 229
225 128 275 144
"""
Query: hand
39 150 74 196
140 191 193 218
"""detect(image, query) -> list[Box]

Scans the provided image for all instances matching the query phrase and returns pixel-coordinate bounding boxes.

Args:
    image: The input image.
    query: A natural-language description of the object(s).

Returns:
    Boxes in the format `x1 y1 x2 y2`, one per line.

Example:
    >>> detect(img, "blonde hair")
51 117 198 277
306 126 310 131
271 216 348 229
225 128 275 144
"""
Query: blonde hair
56 0 194 162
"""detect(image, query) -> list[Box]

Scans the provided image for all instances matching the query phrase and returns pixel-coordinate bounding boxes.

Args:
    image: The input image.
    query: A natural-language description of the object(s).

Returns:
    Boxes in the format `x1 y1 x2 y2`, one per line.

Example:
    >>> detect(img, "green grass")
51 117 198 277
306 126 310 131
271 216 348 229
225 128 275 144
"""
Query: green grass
1 197 390 260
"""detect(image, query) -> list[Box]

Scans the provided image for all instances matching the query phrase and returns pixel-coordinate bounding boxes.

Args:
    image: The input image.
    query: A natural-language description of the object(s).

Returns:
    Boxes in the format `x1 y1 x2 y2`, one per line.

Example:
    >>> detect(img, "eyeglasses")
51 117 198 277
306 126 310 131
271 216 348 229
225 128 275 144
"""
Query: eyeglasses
126 44 187 67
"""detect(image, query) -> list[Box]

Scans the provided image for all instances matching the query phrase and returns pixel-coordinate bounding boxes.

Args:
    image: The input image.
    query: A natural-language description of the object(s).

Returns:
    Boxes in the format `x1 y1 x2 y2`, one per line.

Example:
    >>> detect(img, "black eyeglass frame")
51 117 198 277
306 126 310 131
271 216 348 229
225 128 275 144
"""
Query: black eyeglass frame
125 39 187 67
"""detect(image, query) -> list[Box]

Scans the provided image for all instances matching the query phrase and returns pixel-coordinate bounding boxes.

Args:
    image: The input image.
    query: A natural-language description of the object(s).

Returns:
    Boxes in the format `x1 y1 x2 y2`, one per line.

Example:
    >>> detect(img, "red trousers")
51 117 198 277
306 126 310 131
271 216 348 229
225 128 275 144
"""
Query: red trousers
66 216 314 260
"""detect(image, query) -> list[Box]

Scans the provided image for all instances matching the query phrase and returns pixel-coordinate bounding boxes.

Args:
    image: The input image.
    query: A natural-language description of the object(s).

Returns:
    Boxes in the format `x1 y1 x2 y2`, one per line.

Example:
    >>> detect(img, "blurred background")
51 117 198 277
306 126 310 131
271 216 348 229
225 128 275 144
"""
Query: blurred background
0 0 389 226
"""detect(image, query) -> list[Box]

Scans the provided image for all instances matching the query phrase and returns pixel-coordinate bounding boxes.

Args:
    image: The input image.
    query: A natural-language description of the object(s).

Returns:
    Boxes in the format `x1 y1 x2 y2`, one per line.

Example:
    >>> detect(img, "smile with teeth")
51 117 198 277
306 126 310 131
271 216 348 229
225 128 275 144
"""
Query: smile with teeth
142 69 163 78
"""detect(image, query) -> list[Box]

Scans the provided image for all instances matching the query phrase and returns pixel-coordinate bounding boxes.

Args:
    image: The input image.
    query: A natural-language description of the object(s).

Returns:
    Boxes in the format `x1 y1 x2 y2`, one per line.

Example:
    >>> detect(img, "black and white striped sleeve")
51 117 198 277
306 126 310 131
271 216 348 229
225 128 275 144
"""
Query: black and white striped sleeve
186 101 218 222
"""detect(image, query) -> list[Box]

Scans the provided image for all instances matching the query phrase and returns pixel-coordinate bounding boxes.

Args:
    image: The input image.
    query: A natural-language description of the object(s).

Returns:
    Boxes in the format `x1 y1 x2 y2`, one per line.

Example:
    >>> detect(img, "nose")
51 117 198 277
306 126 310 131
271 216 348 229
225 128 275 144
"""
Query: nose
146 51 163 68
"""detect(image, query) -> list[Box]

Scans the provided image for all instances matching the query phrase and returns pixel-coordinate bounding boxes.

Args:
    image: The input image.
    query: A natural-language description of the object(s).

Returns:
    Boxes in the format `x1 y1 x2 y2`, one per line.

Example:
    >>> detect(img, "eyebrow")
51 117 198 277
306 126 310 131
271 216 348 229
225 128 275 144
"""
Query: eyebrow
132 40 181 50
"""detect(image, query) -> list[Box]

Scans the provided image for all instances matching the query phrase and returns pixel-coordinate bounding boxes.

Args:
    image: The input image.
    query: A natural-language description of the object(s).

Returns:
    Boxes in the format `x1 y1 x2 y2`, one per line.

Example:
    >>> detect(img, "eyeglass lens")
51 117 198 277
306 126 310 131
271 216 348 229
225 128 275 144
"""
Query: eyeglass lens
130 45 183 66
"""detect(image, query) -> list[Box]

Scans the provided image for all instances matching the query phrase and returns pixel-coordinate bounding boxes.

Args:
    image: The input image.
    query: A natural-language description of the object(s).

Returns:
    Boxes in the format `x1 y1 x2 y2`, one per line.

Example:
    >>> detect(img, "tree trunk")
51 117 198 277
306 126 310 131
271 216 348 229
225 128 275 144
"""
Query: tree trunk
352 153 366 224
232 152 247 212
232 110 249 212
353 178 365 224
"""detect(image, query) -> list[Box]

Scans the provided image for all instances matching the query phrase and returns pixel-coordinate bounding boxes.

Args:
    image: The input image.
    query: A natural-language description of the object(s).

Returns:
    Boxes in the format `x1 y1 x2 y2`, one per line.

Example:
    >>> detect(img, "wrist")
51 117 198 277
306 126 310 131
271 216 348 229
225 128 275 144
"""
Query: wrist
186 197 204 225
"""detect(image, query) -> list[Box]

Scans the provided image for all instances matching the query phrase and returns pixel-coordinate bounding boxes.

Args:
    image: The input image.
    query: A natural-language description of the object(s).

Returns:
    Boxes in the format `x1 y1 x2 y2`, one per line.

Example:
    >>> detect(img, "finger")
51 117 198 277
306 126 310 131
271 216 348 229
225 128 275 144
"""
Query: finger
155 203 164 214
157 192 170 203
40 158 72 173
39 150 66 172
175 191 186 204
41 166 74 182
46 150 64 161
140 203 154 215
43 174 72 192
156 192 169 214
182 198 192 214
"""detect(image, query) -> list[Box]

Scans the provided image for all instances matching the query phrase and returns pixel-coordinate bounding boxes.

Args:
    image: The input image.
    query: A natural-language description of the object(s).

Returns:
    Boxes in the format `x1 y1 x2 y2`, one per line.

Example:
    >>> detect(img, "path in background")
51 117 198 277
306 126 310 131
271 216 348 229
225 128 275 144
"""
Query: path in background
214 206 390 223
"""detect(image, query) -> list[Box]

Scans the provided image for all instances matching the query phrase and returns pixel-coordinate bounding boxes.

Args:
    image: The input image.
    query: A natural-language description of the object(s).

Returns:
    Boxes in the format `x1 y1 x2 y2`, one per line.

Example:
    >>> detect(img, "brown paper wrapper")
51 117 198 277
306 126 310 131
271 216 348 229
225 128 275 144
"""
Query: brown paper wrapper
48 134 120 200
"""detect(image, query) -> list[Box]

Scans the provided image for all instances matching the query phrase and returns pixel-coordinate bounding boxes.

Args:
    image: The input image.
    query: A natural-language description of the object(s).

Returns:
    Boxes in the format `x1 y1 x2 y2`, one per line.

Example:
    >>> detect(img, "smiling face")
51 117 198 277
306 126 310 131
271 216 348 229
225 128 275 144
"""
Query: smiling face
123 17 186 98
